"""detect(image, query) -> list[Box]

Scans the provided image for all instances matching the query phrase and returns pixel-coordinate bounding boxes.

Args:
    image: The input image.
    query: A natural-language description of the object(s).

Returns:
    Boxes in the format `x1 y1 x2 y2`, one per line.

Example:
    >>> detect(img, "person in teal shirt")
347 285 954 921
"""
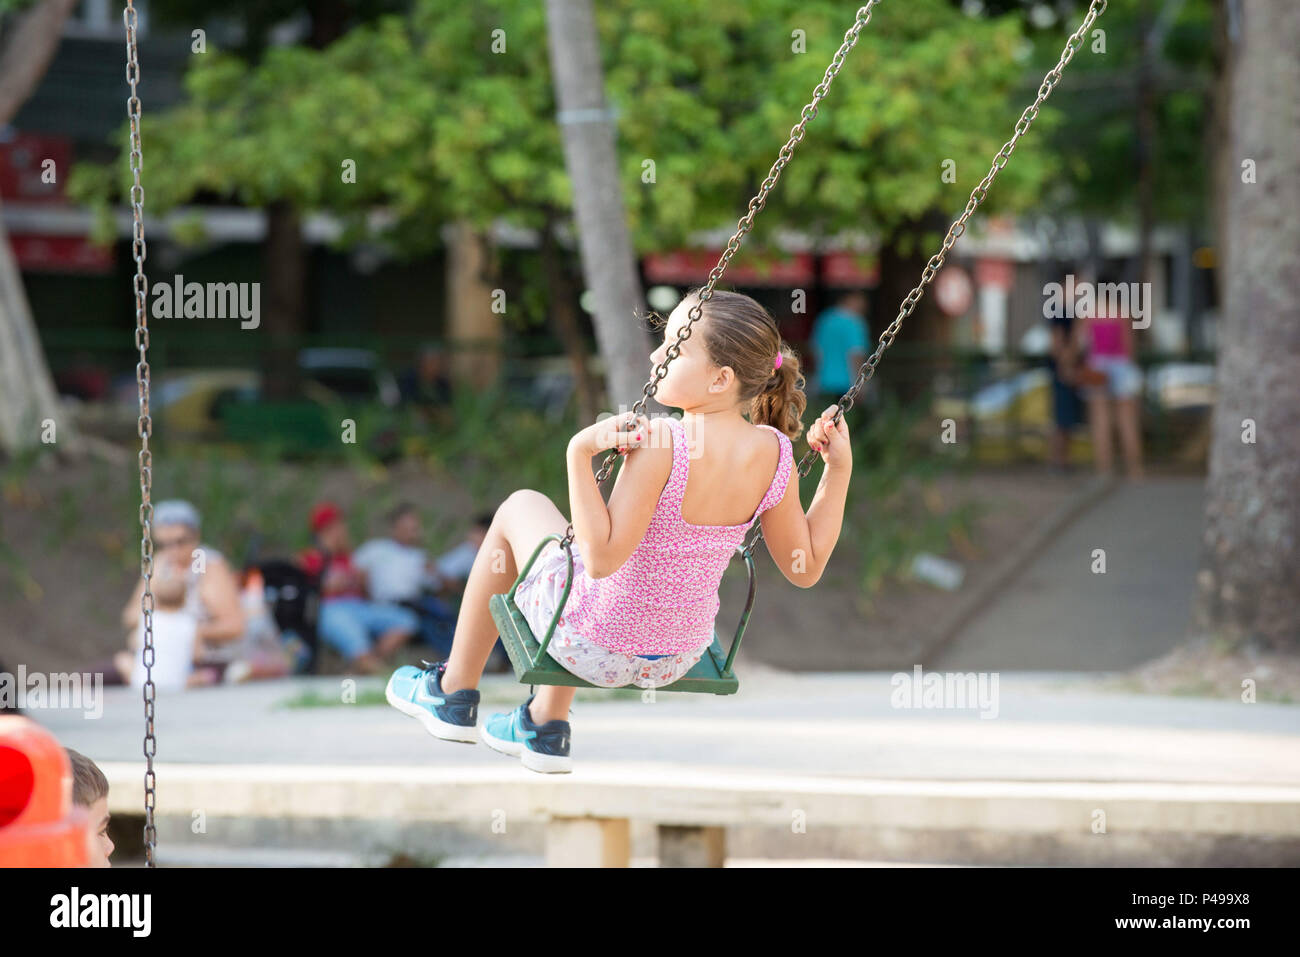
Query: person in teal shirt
810 290 871 411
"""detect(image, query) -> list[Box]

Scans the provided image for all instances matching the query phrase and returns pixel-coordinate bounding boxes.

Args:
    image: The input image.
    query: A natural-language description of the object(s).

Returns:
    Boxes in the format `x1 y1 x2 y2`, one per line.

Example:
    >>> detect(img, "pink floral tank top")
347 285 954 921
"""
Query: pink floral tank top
1089 315 1127 357
564 416 795 656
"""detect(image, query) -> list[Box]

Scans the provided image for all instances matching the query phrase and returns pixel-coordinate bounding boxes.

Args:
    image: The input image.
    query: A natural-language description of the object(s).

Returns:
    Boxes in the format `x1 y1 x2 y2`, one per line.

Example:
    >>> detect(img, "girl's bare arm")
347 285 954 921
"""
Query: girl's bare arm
759 408 852 588
758 461 850 588
565 417 667 579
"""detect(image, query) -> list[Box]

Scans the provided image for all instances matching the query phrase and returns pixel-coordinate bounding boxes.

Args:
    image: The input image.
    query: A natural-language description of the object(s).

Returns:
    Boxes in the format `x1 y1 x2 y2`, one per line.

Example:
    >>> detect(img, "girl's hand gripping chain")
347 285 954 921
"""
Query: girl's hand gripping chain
806 405 852 472
572 412 653 458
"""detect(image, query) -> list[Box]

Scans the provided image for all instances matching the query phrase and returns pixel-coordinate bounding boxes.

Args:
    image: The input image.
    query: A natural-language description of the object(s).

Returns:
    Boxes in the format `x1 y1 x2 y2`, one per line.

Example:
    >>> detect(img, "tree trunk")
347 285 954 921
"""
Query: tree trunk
873 215 946 404
543 0 659 418
306 0 348 50
0 0 79 126
262 200 305 399
252 4 346 400
0 0 82 456
1192 0 1300 650
540 215 598 423
443 220 502 390
1134 0 1157 361
0 197 71 455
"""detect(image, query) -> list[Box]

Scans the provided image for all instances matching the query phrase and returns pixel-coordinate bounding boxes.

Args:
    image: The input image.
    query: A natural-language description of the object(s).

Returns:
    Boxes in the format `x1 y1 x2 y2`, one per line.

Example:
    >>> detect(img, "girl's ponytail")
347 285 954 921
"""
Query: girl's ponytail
749 343 807 442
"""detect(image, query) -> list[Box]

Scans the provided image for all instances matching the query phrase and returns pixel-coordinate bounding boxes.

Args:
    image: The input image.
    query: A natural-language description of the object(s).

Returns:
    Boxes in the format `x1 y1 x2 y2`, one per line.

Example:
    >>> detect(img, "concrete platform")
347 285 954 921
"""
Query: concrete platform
37 670 1300 865
98 761 1300 836
96 761 1300 866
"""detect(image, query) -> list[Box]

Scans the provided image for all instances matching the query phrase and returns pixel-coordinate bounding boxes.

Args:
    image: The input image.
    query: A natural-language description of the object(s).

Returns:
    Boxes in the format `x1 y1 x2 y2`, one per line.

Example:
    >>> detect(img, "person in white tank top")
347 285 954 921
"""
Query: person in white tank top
128 560 198 692
113 500 246 689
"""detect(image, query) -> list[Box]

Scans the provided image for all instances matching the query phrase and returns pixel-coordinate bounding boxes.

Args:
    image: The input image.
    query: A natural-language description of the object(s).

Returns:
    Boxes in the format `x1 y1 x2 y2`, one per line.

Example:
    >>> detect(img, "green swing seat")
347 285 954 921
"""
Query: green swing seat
488 533 756 694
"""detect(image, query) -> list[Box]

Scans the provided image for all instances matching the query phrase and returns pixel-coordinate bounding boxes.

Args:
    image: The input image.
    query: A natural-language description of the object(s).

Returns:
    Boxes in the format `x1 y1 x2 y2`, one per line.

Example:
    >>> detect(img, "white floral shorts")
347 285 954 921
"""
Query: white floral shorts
512 538 712 689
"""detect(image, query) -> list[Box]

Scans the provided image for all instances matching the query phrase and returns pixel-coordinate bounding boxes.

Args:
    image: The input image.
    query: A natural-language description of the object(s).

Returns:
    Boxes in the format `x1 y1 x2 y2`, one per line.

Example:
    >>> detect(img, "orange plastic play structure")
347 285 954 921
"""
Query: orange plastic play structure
0 716 89 867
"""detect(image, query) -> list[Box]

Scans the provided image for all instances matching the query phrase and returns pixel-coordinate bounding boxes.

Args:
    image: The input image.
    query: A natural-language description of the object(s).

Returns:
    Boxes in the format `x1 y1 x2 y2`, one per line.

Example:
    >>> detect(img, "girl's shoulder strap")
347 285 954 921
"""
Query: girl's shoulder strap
753 424 795 516
657 414 690 504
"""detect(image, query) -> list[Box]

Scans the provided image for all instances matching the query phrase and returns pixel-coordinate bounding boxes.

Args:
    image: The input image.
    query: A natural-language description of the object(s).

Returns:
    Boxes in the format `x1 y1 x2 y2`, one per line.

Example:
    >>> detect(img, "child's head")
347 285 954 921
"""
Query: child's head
837 289 869 316
310 502 350 552
151 564 187 610
388 502 422 546
650 288 807 440
66 748 113 868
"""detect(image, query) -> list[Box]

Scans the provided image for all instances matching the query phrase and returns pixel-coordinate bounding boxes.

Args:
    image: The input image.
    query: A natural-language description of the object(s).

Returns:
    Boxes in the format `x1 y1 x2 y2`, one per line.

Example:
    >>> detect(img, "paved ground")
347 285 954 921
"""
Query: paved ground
932 476 1205 671
39 668 1300 785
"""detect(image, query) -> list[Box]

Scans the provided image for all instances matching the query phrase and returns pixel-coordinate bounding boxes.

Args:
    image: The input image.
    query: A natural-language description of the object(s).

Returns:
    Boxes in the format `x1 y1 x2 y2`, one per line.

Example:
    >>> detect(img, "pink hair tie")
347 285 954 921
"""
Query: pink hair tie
773 352 783 371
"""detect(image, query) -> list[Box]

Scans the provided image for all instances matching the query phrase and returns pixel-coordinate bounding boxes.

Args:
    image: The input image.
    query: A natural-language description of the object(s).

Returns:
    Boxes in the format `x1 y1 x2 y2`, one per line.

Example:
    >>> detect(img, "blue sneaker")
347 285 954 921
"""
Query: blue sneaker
385 660 479 744
481 695 572 774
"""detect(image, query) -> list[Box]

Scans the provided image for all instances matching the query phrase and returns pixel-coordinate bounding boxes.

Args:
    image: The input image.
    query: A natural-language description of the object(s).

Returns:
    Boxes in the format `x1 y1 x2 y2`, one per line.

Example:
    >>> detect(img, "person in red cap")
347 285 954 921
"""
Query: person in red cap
299 502 419 674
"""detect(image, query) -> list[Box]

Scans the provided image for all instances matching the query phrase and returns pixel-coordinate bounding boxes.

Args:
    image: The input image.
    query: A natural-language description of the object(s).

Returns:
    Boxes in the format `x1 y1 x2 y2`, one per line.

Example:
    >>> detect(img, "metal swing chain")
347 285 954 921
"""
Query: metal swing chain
124 0 157 868
737 0 1109 560
558 1 884 552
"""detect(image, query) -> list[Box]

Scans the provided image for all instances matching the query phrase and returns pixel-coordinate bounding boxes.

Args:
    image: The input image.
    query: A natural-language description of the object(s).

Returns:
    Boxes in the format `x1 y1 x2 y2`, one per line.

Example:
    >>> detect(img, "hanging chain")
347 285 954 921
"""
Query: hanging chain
559 1 884 550
124 0 157 868
738 0 1108 559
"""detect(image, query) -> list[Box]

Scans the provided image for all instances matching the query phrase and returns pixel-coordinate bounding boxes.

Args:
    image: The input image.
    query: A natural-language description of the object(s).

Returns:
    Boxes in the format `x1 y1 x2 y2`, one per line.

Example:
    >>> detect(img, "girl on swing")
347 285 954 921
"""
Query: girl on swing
387 288 854 772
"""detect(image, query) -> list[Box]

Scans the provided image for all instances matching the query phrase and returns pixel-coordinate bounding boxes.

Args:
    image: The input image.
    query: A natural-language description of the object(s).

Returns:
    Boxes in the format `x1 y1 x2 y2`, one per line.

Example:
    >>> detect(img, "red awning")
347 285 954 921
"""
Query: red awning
8 234 114 273
644 249 815 286
821 251 879 286
644 248 879 288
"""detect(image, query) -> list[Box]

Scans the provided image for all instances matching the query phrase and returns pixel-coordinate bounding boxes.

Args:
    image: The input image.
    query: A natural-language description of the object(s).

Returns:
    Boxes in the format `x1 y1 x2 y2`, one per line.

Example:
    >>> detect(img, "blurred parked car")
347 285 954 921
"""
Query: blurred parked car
932 359 1215 464
932 366 1062 463
154 348 400 444
297 348 400 407
1143 362 1215 410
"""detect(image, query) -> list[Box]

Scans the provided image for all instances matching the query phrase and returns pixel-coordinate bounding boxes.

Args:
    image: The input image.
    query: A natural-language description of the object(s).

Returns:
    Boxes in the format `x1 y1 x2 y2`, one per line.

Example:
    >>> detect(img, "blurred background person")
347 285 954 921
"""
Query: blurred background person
429 511 494 597
104 500 245 689
1045 272 1087 472
1079 274 1145 480
400 342 454 423
354 503 458 658
810 290 871 414
299 502 419 674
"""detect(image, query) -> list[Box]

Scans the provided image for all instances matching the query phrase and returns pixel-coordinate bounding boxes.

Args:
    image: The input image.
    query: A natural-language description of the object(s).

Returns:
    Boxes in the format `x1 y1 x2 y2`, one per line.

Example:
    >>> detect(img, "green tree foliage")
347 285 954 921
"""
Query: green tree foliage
608 0 1061 256
70 14 444 250
71 0 1074 263
1006 0 1216 225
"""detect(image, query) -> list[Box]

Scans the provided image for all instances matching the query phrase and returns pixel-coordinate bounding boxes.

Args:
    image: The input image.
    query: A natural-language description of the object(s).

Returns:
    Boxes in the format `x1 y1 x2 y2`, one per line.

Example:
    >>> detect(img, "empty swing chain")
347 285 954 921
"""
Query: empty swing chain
124 0 157 868
558 1 885 553
738 0 1109 560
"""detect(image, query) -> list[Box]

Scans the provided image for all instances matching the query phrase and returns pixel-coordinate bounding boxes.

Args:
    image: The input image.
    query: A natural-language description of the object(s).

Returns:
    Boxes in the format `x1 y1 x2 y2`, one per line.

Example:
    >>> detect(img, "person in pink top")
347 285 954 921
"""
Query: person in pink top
385 288 854 772
1076 273 1145 479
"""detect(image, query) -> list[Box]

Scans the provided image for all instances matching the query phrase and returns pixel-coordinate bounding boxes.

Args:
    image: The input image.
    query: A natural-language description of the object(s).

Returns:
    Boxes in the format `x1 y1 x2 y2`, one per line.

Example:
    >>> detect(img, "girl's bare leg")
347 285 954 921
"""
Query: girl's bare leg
441 486 580 734
530 684 578 724
1116 396 1145 479
1048 427 1068 469
1087 393 1113 475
